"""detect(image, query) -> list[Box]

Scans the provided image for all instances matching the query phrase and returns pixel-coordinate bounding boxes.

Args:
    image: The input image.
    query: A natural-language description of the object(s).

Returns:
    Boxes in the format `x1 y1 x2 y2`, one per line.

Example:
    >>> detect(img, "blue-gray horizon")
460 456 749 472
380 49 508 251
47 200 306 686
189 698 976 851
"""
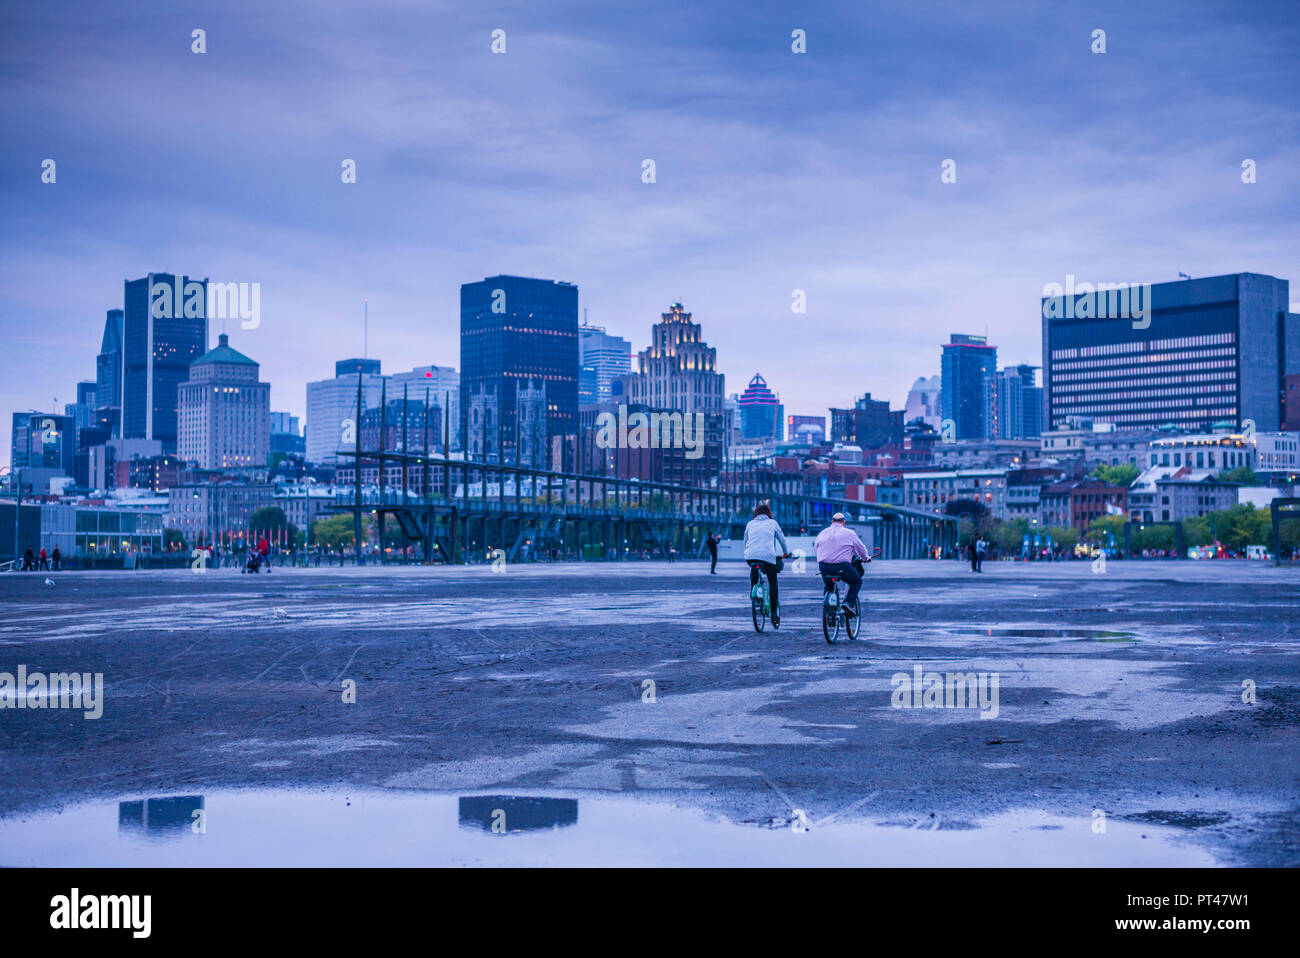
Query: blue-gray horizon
2 0 1298 466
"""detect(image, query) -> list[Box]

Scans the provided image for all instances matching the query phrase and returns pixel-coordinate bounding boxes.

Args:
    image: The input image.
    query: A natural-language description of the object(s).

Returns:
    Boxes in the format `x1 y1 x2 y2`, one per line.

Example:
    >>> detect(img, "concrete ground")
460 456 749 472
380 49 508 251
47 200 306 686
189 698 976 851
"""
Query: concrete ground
0 558 1296 865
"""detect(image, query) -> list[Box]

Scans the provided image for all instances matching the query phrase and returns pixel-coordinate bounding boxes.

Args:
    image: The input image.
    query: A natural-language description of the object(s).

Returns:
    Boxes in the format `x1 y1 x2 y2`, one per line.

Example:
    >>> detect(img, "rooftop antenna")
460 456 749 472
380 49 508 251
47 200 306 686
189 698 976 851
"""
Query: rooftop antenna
364 299 368 358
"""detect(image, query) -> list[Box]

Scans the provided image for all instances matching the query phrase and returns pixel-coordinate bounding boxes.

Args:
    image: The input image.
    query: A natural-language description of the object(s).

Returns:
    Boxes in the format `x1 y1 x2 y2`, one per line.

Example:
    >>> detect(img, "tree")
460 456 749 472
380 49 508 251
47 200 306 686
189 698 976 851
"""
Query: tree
992 517 1029 554
163 527 187 552
311 513 356 550
1048 525 1079 552
1131 524 1175 552
1181 515 1213 547
1219 466 1261 486
1213 504 1270 551
945 498 990 534
1085 514 1125 546
1091 463 1139 487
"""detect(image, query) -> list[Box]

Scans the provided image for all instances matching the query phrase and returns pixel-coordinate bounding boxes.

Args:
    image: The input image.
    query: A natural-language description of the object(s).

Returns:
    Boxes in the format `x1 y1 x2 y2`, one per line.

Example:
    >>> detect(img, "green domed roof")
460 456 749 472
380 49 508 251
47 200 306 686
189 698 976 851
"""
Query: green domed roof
193 333 257 366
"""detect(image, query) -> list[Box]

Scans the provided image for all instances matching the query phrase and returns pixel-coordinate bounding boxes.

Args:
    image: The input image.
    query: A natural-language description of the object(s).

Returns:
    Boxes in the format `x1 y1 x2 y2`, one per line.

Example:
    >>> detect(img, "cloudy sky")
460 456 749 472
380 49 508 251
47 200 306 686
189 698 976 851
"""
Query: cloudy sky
2 0 1298 465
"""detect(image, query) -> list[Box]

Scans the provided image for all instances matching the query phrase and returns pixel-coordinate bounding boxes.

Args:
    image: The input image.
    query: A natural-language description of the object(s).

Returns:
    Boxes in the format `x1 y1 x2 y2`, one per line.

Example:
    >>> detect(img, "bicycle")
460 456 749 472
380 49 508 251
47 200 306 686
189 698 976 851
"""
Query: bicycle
748 555 790 632
820 548 882 644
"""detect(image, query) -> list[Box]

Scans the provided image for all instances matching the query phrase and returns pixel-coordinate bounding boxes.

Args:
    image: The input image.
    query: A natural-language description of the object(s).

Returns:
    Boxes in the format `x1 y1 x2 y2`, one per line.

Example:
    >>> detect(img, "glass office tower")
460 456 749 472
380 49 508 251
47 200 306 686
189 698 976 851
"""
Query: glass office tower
1042 273 1298 432
122 273 209 452
459 275 579 466
941 334 998 439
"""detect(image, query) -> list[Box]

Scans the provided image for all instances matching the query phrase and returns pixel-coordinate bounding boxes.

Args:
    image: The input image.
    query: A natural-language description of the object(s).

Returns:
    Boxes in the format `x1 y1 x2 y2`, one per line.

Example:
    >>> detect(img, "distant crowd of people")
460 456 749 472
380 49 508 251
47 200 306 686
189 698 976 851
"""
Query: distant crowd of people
18 547 61 571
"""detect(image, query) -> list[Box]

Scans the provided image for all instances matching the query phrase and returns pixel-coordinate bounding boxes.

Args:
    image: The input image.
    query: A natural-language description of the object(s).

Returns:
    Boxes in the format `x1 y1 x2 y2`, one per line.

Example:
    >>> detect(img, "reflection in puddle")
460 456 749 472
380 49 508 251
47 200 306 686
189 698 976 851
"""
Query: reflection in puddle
458 796 578 833
950 627 1137 640
0 788 1218 867
118 796 205 836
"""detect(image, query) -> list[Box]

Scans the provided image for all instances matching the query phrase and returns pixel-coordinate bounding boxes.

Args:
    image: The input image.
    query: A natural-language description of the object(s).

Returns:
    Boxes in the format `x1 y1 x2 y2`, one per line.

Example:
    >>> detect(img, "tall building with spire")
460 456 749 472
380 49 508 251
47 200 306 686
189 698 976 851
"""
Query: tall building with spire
95 308 124 436
621 304 726 418
617 303 729 480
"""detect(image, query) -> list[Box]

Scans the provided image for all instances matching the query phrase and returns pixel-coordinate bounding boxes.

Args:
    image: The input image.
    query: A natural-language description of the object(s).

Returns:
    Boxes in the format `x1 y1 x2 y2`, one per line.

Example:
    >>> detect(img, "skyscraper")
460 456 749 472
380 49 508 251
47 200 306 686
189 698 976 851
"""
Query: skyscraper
94 308 122 428
10 411 76 477
177 333 270 470
305 359 386 464
579 323 632 403
995 364 1043 439
460 275 579 466
389 365 459 452
65 381 98 431
270 412 300 437
621 304 726 417
941 334 998 439
738 374 784 440
1042 273 1299 432
617 303 728 481
122 274 209 452
903 375 942 430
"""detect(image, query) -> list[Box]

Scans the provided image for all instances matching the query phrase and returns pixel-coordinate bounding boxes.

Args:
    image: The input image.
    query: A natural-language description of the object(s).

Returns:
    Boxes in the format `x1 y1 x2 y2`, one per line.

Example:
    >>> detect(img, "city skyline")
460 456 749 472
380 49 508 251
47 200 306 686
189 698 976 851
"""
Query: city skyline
4 0 1299 467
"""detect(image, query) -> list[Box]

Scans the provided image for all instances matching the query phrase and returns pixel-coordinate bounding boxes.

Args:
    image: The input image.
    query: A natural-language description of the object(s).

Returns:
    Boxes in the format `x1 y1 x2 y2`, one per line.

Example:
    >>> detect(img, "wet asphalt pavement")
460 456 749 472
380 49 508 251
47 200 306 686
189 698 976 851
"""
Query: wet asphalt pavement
0 559 1296 865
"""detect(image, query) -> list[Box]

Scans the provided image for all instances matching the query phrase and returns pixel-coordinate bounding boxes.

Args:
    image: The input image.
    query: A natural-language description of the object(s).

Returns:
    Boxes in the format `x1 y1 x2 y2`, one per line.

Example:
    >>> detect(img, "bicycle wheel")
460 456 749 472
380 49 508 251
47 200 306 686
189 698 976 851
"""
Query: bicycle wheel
822 598 840 643
751 588 766 633
846 602 861 640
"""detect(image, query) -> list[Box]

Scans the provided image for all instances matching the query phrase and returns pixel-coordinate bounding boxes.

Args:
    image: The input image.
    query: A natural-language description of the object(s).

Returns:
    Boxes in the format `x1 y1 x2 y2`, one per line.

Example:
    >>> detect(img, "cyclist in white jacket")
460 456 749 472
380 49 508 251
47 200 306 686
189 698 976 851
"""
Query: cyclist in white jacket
743 503 790 625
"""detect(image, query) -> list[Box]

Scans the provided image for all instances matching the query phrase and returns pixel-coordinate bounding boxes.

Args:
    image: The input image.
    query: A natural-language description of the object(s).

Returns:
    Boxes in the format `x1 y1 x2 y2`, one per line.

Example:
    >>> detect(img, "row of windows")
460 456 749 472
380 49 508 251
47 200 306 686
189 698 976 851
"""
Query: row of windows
1051 357 1235 383
1055 386 1235 407
1051 332 1234 361
1149 450 1249 469
910 492 996 505
1052 346 1235 372
1052 372 1234 396
1053 407 1238 428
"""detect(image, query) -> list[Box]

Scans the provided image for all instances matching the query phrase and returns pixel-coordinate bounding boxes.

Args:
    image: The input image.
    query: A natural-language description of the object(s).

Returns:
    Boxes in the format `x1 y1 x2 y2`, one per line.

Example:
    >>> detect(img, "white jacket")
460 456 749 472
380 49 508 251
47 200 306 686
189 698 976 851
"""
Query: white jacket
742 515 789 563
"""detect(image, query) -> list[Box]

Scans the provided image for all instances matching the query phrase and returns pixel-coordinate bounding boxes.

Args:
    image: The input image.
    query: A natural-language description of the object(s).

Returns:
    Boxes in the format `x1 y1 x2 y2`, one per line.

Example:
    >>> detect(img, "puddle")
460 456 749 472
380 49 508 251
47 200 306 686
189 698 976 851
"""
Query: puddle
0 789 1219 867
949 627 1137 640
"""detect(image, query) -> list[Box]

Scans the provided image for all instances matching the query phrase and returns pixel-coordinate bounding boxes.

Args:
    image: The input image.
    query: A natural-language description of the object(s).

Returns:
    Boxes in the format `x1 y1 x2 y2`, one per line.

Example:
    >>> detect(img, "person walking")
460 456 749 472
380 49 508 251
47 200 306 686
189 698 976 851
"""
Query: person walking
50 547 61 571
707 532 720 574
967 537 979 573
21 547 35 571
257 535 271 572
38 547 49 571
975 536 986 572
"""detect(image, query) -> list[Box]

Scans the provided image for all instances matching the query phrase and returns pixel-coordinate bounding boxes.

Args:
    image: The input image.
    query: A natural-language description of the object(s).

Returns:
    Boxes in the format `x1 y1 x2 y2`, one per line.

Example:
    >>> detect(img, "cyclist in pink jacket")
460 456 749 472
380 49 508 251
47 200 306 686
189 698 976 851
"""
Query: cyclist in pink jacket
813 513 871 617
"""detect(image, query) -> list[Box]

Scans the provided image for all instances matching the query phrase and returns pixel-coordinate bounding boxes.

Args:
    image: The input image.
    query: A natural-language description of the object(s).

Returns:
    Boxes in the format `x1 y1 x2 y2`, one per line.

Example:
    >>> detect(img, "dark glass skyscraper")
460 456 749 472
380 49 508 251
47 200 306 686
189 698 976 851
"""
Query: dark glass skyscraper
122 273 209 452
1042 273 1298 432
460 275 579 466
941 334 997 439
96 308 123 411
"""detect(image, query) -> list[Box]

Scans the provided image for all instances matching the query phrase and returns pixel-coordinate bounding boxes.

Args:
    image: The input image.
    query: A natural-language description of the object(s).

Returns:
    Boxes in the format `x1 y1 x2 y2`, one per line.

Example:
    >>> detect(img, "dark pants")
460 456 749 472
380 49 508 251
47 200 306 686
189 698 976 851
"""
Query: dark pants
819 561 862 608
748 560 779 612
708 546 718 573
